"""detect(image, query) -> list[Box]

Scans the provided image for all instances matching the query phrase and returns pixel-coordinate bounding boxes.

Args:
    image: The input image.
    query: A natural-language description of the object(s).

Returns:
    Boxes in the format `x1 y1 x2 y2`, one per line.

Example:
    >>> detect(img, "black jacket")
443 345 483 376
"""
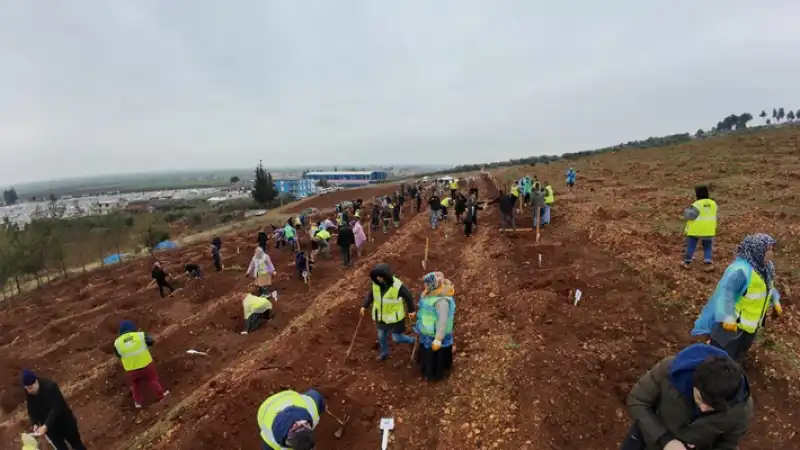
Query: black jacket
337 226 355 247
489 194 514 214
428 196 441 211
151 267 168 283
26 378 77 431
362 264 415 329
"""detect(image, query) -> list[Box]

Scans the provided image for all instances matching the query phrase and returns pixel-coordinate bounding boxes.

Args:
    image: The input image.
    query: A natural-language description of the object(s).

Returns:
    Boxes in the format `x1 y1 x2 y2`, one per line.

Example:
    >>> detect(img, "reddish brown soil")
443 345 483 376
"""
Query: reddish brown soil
282 183 401 214
2 128 800 450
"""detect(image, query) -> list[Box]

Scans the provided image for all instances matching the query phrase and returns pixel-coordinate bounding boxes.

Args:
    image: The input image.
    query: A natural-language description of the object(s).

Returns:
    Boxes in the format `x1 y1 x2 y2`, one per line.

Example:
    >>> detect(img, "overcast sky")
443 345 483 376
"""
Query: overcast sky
1 1 799 185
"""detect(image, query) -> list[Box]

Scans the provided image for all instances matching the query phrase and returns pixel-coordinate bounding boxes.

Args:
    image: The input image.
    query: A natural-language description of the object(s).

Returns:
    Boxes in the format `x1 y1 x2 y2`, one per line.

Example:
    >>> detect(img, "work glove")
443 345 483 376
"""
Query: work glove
432 340 442 351
721 321 738 332
360 307 366 316
773 304 783 318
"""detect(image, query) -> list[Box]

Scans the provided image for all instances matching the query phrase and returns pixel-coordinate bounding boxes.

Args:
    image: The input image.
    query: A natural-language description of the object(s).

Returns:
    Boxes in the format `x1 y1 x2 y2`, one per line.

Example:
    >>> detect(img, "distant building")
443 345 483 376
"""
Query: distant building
303 171 389 187
123 200 154 214
274 178 316 198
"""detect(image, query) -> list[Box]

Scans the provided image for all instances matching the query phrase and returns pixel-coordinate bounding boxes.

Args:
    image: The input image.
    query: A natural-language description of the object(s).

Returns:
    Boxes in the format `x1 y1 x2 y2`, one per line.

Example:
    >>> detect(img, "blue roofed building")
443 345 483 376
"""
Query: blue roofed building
303 171 389 187
274 178 316 198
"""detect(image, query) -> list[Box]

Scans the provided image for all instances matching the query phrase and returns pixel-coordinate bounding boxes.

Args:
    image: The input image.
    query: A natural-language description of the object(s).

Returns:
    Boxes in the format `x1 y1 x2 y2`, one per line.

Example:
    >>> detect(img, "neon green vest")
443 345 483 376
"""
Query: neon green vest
257 390 320 449
685 199 718 237
417 296 454 338
315 229 331 241
544 186 554 204
371 277 406 324
283 225 296 240
114 331 153 372
734 265 771 333
243 294 273 320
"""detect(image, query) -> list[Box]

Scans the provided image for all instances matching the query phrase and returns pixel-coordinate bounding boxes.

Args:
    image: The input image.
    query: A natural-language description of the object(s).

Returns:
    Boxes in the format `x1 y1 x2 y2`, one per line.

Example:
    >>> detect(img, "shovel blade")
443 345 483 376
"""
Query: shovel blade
334 427 344 438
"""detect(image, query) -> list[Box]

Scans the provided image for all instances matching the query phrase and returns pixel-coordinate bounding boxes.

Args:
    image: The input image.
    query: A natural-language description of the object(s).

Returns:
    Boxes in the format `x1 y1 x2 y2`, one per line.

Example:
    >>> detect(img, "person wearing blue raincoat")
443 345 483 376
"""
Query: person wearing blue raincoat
691 233 783 361
565 168 577 189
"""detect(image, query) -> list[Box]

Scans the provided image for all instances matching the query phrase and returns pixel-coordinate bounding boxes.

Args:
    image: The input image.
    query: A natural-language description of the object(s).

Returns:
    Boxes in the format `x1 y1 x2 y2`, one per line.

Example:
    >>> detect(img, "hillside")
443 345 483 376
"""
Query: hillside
1 128 798 449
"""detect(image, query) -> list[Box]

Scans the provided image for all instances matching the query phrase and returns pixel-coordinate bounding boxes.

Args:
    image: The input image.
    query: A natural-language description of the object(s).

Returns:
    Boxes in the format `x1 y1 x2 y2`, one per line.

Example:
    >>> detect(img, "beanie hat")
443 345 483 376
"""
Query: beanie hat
21 369 37 387
119 320 136 335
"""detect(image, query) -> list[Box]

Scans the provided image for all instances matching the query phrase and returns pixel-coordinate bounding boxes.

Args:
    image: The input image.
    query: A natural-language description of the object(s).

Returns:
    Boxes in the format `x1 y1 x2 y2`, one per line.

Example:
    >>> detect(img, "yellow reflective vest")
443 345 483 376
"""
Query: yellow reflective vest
734 261 773 333
257 390 320 449
685 199 718 237
510 185 520 197
440 197 452 207
315 229 331 241
449 181 458 190
372 277 406 324
114 331 153 371
544 185 554 205
243 294 273 321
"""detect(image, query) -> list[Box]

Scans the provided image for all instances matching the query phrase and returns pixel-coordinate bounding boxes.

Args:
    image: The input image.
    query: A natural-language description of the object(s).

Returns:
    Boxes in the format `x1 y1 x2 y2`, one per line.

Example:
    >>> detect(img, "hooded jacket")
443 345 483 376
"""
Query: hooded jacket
113 321 155 358
362 264 415 329
25 378 77 432
337 225 355 247
627 344 753 450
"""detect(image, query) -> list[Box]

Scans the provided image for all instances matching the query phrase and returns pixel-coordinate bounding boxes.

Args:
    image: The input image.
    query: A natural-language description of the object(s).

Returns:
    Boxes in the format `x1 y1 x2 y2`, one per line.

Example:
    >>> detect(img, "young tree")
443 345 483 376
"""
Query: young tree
230 176 240 184
2 188 18 205
788 110 796 121
759 110 767 120
772 108 778 120
778 107 785 121
136 214 171 254
736 113 753 130
695 129 704 137
251 160 278 206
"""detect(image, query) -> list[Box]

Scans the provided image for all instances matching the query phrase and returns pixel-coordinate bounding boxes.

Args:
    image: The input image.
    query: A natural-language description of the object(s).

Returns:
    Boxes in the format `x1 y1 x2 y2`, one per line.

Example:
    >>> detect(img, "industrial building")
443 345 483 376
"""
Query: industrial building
274 178 316 198
303 171 389 186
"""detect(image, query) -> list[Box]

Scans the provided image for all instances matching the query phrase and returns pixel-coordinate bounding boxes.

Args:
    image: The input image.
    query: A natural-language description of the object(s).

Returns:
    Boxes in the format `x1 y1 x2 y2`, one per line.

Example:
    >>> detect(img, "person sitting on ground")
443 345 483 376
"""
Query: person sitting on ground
414 271 456 381
183 263 203 280
151 262 175 298
23 370 87 450
621 343 753 450
691 233 782 362
246 247 276 297
241 290 274 335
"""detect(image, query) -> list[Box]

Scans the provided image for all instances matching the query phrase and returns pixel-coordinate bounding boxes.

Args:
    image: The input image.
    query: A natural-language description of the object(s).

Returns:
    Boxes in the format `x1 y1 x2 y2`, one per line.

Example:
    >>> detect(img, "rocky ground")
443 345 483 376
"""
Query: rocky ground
2 128 799 449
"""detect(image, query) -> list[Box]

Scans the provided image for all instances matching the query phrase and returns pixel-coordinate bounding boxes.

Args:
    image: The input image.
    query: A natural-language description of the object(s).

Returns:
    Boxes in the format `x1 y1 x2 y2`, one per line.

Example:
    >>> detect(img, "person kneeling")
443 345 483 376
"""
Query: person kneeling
241 292 274 335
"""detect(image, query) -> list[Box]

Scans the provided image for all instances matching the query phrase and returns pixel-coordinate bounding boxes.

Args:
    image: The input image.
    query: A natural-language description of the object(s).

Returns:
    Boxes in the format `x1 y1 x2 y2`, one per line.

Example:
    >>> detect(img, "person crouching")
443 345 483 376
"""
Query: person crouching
241 291 274 335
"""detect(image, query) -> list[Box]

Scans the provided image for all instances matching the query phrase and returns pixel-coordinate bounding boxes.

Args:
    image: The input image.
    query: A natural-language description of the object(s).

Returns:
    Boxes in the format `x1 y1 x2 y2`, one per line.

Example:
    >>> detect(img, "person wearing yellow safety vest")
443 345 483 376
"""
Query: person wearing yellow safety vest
440 196 453 222
414 271 456 381
246 247 276 297
256 388 325 450
683 186 718 269
312 227 331 258
449 179 458 199
241 291 274 335
691 234 783 361
538 181 554 226
360 263 417 361
113 320 168 409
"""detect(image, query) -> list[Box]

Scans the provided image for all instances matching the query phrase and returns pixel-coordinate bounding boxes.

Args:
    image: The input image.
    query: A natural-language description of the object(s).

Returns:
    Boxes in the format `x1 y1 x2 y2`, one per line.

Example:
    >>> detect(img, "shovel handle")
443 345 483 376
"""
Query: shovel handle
344 314 364 360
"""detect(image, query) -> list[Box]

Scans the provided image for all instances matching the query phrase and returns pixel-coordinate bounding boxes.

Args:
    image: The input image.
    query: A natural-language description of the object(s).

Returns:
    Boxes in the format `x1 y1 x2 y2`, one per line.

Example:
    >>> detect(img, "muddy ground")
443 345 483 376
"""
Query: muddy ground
2 129 799 449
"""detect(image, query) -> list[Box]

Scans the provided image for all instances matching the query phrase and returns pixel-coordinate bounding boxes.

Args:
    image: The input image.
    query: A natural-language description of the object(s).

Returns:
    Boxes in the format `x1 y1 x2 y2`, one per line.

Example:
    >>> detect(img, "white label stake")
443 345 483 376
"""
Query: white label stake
574 289 583 306
538 254 542 267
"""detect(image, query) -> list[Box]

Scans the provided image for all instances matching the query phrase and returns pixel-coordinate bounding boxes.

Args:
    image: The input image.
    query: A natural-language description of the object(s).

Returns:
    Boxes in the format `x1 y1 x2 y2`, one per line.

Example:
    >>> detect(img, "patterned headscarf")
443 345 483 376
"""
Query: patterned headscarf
736 233 776 285
423 271 455 297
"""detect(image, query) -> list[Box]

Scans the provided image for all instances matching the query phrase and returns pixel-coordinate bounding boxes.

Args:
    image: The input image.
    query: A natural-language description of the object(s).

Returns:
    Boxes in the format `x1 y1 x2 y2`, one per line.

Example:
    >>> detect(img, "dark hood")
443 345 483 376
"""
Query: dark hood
669 343 749 407
370 263 393 287
694 185 709 200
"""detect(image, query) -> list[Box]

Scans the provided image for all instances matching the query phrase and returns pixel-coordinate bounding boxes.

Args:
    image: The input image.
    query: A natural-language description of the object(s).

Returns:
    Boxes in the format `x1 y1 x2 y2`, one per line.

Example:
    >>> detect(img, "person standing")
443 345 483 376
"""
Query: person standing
620 343 753 450
541 181 554 226
246 247 276 297
488 190 515 230
337 222 356 267
428 192 441 229
151 262 175 298
370 204 381 234
381 202 392 234
351 219 367 257
691 233 782 361
211 242 222 271
464 196 482 237
415 189 423 213
391 199 401 228
113 320 168 408
22 370 86 450
414 272 456 381
683 186 718 269
360 263 416 361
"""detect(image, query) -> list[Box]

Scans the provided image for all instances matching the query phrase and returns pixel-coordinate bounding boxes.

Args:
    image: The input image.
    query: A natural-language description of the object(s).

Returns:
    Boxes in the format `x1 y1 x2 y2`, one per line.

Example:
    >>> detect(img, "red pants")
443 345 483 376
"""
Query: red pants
127 363 165 405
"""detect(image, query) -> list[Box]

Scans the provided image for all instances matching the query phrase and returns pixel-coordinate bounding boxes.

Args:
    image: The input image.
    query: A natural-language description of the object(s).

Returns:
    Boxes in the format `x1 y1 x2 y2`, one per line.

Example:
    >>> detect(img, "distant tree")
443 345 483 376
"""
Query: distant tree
796 109 800 119
735 113 753 130
137 214 171 254
695 129 705 137
2 188 18 205
47 196 66 219
760 110 767 120
772 108 778 120
788 110 796 121
230 176 240 184
315 179 330 188
251 161 278 206
778 107 785 121
767 119 772 125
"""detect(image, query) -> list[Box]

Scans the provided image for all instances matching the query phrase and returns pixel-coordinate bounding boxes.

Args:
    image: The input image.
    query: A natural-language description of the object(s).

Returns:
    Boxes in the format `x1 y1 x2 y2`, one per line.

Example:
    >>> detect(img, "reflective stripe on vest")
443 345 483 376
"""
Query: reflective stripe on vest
372 277 405 324
685 199 718 237
544 186 554 204
114 331 153 372
734 261 771 333
417 295 455 338
257 391 320 449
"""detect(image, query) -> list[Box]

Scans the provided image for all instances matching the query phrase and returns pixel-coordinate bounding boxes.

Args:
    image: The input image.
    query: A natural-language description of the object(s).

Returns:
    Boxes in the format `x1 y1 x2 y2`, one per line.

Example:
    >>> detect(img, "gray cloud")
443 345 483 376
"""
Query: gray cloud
2 0 799 184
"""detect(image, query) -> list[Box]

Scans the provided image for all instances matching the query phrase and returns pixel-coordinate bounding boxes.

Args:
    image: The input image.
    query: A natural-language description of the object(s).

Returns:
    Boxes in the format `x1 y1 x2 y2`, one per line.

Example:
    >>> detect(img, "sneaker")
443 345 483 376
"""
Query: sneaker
681 262 691 269
134 403 142 409
377 354 389 361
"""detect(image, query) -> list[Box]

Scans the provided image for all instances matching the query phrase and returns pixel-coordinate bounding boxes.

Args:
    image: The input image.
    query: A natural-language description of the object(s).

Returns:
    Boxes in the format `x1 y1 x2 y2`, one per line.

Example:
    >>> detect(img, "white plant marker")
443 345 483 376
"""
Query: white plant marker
538 253 542 267
380 417 395 450
271 291 278 301
186 349 208 356
574 289 583 306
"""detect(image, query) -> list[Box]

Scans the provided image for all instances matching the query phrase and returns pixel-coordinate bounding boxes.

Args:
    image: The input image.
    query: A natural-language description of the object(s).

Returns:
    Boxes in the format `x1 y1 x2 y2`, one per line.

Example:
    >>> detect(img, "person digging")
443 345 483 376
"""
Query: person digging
360 263 416 361
256 388 325 450
241 290 274 335
22 370 87 450
113 320 169 409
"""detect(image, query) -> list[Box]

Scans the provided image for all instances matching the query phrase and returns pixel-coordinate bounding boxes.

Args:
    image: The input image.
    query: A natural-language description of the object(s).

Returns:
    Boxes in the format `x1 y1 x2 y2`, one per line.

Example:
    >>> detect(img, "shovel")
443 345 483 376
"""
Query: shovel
325 409 350 439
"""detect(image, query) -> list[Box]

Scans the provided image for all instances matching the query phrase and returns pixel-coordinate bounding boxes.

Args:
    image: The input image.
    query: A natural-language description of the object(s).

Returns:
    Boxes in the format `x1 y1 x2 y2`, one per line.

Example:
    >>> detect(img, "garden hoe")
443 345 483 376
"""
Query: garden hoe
325 409 350 439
